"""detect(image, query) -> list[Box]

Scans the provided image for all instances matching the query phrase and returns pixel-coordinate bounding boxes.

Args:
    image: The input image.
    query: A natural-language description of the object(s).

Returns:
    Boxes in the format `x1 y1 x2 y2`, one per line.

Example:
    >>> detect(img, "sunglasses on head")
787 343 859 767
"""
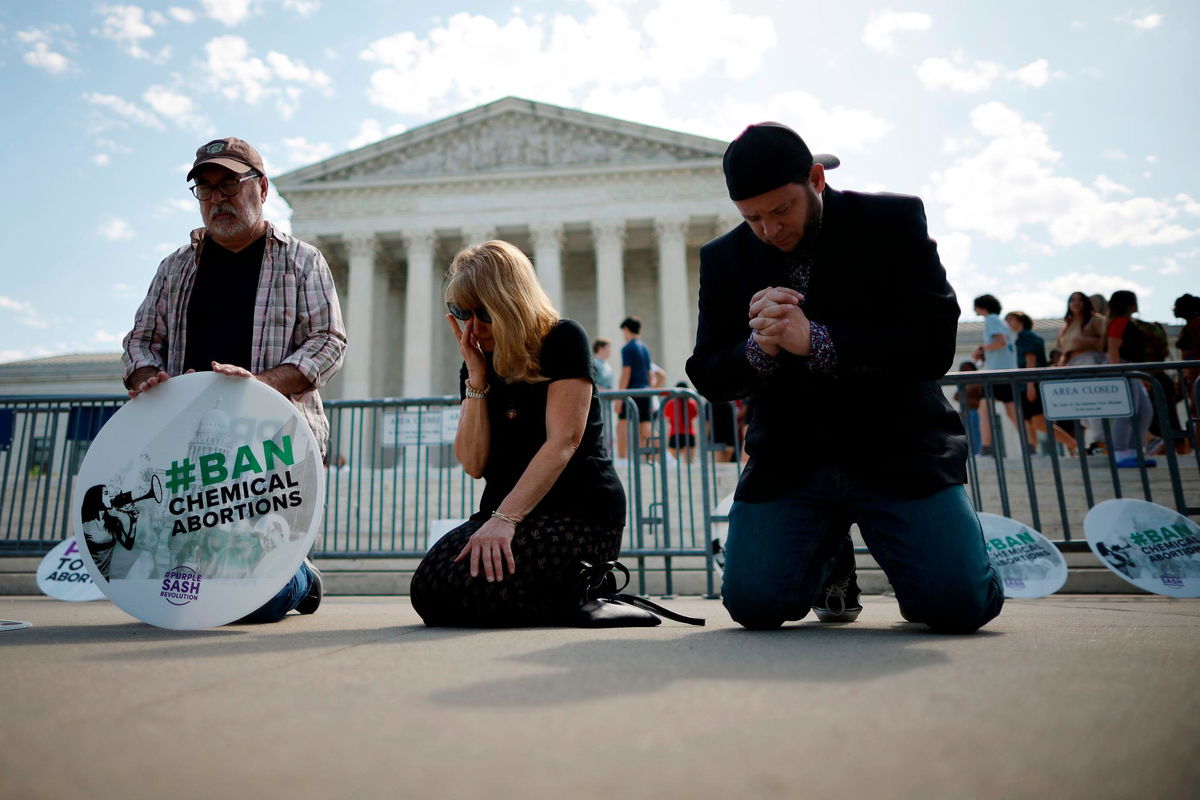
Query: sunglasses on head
447 302 491 324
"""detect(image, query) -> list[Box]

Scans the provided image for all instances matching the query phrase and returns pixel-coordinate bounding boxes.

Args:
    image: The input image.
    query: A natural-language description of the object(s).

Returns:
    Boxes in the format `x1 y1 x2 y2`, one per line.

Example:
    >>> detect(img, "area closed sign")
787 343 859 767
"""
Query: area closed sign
1040 378 1133 420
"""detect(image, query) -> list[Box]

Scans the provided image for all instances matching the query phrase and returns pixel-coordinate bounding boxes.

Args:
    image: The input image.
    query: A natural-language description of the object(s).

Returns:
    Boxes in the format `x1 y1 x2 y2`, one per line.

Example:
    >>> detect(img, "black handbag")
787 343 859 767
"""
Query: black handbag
572 560 705 627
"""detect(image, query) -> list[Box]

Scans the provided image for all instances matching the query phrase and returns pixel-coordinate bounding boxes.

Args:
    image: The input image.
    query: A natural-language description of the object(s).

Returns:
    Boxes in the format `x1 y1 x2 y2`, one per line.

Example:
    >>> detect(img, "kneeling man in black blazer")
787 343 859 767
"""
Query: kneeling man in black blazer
686 122 1003 633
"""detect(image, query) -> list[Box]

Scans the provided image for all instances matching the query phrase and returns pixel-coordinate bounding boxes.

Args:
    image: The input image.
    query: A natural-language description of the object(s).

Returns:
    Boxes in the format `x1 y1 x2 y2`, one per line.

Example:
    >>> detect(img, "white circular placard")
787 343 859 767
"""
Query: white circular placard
37 539 105 602
978 512 1068 598
1084 499 1200 598
0 620 32 632
72 373 324 628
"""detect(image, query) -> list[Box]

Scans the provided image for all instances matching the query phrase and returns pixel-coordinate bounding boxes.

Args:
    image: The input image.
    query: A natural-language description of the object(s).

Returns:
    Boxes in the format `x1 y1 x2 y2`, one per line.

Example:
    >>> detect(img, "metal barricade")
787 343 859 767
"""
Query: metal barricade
321 397 478 557
599 388 736 598
0 395 125 552
942 360 1200 543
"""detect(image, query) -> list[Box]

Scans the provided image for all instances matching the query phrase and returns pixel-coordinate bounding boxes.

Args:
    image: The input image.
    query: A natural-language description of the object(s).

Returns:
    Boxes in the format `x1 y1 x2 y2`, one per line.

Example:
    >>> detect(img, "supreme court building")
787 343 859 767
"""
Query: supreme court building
274 96 739 402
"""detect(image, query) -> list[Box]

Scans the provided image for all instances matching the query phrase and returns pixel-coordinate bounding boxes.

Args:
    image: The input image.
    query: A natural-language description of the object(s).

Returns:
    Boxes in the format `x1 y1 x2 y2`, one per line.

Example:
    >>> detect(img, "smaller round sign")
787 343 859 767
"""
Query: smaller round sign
978 512 1068 598
0 620 32 632
37 539 105 602
1084 499 1200 598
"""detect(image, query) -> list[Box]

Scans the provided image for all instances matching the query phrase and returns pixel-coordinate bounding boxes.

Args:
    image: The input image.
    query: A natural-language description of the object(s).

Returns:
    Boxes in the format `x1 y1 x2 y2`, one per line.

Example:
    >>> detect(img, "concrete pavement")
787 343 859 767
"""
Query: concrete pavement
1 594 1198 800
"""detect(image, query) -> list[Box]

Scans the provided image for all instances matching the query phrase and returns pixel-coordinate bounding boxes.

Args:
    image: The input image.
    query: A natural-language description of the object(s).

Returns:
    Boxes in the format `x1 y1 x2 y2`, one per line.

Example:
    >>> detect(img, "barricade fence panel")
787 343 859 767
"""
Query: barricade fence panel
3 362 1195 595
942 360 1200 542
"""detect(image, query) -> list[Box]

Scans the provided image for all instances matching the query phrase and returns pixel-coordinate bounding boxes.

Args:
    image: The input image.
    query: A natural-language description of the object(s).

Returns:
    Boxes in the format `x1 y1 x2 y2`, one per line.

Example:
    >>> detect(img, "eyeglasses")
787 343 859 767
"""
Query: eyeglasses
189 173 259 200
447 302 491 324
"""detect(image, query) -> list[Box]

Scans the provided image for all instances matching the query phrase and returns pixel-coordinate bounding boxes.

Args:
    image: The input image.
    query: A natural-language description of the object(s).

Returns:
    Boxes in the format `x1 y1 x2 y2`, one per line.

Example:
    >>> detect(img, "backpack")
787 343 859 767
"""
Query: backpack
1131 319 1170 362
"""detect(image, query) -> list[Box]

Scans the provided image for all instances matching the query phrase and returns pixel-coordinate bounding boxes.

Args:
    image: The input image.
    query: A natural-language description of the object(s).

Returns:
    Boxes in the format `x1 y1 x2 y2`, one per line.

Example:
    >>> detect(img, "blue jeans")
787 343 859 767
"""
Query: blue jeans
237 562 315 624
722 466 1004 633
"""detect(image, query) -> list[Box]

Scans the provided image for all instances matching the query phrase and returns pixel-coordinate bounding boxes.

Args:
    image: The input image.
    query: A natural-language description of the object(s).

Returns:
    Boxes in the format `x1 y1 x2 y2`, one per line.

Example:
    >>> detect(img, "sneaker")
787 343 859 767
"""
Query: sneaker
813 568 863 623
1116 456 1157 469
295 558 323 614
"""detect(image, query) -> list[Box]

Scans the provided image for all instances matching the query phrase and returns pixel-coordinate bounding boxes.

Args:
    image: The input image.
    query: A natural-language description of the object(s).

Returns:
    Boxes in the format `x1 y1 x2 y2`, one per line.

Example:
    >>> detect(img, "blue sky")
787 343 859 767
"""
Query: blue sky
1 0 1196 363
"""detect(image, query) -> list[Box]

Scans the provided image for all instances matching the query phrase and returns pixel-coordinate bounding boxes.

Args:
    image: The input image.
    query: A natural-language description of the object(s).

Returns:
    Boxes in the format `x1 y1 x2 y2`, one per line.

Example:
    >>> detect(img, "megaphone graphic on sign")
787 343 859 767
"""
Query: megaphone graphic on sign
110 474 163 512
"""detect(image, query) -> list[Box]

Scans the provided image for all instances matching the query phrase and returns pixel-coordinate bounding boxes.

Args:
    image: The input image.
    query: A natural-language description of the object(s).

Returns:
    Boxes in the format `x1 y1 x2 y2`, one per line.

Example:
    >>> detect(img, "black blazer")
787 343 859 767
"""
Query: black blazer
686 187 968 500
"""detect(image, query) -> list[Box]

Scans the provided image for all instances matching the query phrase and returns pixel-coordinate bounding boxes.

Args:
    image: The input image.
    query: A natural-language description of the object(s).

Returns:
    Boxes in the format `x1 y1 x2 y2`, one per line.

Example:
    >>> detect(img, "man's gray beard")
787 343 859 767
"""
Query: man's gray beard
206 201 262 239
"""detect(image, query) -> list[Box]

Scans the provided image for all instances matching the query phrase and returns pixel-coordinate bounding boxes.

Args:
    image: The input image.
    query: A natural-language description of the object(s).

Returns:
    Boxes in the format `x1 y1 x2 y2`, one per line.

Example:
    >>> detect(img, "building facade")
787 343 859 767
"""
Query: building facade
273 96 739 400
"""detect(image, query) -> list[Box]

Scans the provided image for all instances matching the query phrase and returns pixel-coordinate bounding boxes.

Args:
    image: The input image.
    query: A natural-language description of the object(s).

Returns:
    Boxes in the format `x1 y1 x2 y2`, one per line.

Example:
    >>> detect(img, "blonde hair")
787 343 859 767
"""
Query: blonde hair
445 240 559 383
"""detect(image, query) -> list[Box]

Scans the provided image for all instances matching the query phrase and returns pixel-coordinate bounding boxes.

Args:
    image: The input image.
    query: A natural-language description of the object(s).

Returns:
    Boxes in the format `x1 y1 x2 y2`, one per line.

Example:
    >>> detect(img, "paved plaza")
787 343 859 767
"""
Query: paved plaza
2 594 1198 800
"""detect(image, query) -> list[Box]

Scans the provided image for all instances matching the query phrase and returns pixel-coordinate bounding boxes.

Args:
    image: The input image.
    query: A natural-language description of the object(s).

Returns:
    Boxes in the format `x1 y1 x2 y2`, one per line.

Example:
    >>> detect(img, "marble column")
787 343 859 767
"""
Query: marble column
460 225 495 247
530 222 564 311
403 230 437 397
717 211 744 236
593 220 626 375
655 216 690 382
344 233 378 400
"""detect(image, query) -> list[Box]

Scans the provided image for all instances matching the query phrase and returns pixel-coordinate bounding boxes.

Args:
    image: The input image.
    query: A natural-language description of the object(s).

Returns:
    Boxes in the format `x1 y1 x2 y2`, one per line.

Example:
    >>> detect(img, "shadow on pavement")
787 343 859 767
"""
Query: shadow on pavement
430 624 1001 707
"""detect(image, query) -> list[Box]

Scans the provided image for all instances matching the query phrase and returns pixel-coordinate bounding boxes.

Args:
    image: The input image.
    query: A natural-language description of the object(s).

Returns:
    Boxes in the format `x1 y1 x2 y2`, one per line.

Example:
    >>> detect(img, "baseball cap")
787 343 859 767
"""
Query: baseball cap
186 137 266 181
723 122 840 201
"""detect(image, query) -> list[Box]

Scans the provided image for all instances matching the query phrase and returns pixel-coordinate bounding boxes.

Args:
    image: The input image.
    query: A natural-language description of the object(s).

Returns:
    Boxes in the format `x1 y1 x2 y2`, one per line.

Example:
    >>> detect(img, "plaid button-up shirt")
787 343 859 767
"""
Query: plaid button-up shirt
122 222 347 455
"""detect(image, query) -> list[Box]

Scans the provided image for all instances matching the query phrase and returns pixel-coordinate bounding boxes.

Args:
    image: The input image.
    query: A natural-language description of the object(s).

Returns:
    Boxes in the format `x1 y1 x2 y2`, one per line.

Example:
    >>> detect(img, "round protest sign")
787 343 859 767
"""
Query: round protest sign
0 620 32 632
37 539 105 602
72 372 324 628
978 513 1068 598
1084 499 1200 598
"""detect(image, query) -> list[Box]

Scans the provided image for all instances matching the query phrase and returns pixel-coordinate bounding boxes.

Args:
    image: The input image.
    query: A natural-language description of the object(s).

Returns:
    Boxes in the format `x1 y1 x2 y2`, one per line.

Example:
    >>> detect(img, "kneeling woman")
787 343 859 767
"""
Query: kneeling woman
410 240 626 627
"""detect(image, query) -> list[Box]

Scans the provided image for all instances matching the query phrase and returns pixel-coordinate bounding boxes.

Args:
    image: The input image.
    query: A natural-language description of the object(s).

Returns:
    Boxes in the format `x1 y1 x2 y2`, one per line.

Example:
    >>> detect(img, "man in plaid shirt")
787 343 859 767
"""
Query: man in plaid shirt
121 136 347 623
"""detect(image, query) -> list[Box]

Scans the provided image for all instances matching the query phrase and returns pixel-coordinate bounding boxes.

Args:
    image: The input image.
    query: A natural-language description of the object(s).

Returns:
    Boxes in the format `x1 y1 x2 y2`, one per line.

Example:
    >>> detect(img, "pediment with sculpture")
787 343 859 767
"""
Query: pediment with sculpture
292 102 726 185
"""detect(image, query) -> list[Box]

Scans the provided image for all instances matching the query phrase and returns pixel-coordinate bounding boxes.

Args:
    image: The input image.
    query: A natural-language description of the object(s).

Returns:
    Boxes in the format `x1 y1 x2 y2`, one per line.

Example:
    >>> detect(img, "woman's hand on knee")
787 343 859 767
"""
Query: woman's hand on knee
454 518 517 582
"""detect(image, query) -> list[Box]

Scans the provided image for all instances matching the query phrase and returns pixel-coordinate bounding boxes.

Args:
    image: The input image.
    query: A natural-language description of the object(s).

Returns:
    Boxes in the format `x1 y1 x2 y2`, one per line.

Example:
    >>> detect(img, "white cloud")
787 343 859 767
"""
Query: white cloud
91 153 112 167
95 4 170 61
264 51 331 90
722 90 893 151
916 51 1002 93
642 0 775 85
83 92 164 130
282 136 334 166
1176 193 1200 216
198 36 330 116
1130 264 1147 272
98 217 135 241
0 296 37 315
347 118 406 150
1003 262 1031 275
112 282 142 299
143 85 211 133
0 296 48 329
1102 148 1127 160
200 35 272 102
361 2 775 116
201 0 252 26
1159 260 1182 275
92 329 124 344
282 0 320 17
931 102 1198 248
16 28 74 74
168 7 197 23
1009 58 1051 87
862 9 931 53
1093 175 1132 196
1127 13 1163 30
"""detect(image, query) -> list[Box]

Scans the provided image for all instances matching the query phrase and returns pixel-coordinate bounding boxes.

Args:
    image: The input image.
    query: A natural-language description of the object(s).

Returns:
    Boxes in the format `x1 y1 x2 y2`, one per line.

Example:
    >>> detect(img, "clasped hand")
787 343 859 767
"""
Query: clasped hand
454 517 517 582
748 286 811 357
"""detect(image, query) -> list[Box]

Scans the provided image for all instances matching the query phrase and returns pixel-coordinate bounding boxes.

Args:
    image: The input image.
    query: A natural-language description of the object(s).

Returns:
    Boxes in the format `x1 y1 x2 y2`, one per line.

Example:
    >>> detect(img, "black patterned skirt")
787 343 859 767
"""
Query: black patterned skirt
409 511 624 627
